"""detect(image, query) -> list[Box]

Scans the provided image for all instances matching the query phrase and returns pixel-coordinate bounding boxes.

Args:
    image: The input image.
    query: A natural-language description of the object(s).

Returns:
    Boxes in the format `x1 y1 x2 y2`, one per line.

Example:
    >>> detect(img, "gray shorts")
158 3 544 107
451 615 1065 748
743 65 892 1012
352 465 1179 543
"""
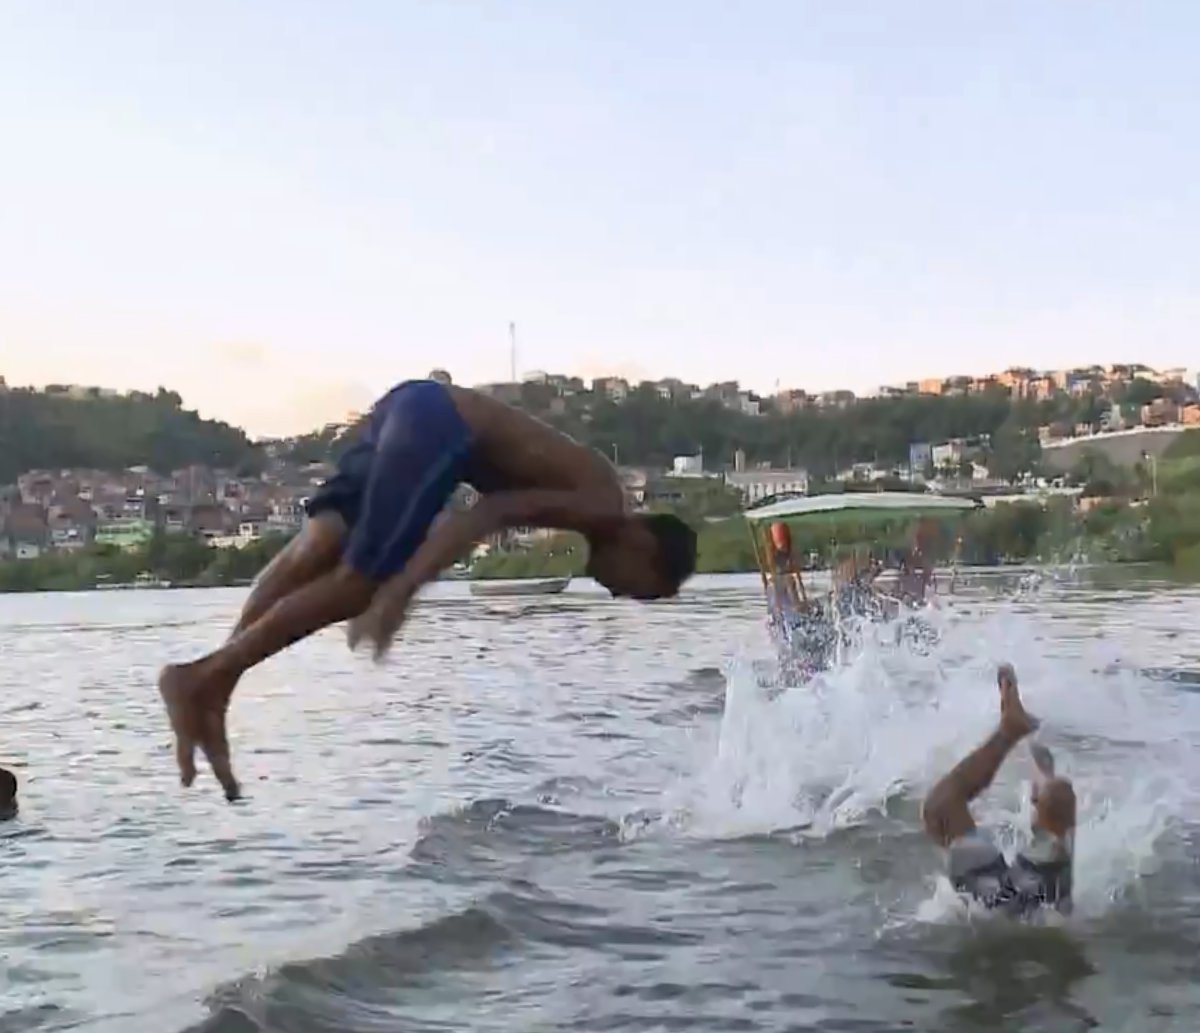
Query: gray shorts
947 830 1073 916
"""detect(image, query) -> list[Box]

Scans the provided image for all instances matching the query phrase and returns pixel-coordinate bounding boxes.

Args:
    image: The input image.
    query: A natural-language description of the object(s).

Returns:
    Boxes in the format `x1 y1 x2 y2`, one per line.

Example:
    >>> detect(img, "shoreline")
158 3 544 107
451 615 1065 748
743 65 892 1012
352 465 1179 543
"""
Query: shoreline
0 558 1181 596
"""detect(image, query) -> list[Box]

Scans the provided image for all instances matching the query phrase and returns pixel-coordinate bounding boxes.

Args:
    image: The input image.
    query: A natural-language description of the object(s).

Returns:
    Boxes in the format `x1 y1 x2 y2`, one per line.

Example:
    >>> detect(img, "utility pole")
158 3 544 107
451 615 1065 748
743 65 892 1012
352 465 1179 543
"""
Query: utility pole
508 322 517 383
1142 450 1157 497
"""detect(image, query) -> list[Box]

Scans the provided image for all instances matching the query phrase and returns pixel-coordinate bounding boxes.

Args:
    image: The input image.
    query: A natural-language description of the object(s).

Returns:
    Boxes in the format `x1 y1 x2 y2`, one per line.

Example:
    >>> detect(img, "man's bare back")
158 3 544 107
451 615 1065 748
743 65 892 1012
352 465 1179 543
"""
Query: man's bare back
447 386 623 501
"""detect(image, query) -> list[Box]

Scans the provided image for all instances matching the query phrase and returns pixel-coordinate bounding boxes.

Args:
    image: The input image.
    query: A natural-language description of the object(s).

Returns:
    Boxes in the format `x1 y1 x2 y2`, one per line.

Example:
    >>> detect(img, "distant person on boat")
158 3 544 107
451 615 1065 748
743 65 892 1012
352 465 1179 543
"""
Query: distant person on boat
833 551 891 621
922 663 1076 917
159 378 697 801
0 767 17 821
767 521 806 614
895 520 936 605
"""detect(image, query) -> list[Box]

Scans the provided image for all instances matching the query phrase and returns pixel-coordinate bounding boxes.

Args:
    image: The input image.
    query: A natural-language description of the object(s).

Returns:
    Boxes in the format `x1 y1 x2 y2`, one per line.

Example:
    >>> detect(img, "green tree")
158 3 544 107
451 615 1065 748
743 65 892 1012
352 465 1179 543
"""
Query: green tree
0 387 262 481
987 416 1042 483
1118 378 1165 407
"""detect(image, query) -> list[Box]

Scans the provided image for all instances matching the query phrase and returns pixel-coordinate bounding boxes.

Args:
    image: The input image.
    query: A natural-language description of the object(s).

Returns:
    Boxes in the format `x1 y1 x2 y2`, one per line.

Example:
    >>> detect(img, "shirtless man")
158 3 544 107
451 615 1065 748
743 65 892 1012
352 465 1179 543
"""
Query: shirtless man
922 663 1076 916
159 378 697 801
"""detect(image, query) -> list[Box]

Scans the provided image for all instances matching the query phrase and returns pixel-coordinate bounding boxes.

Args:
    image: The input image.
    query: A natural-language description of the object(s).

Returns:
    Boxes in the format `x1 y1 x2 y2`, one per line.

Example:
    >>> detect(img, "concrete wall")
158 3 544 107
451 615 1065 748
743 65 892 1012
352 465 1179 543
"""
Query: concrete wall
1040 426 1191 474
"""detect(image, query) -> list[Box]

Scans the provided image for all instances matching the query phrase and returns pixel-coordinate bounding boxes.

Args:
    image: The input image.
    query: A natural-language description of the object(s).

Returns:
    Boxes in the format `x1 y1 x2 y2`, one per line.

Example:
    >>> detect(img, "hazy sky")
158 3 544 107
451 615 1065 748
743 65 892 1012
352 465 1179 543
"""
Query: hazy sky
2 2 1197 436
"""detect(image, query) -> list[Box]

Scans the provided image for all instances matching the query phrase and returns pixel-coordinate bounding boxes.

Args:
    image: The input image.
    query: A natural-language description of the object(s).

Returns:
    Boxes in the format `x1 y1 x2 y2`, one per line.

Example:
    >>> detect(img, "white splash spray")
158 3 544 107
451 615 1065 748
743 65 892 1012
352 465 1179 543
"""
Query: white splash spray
668 583 1200 920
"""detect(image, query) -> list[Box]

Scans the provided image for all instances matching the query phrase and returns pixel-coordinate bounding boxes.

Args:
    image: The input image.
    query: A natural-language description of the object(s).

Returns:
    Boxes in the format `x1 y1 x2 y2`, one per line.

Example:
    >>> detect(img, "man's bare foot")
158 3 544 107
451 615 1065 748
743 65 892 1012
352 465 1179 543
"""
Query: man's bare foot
347 583 412 661
346 606 388 658
997 662 1039 741
158 661 241 801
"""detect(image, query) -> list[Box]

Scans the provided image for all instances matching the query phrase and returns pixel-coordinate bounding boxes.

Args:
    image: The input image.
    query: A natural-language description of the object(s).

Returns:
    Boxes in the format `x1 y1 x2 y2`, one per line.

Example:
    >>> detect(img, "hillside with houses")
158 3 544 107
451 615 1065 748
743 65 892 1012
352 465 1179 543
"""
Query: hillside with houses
0 363 1197 575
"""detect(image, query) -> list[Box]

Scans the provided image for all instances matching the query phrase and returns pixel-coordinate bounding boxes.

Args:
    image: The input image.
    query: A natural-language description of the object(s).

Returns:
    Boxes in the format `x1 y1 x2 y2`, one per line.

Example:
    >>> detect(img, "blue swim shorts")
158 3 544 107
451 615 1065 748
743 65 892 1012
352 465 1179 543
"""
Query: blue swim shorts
305 379 474 579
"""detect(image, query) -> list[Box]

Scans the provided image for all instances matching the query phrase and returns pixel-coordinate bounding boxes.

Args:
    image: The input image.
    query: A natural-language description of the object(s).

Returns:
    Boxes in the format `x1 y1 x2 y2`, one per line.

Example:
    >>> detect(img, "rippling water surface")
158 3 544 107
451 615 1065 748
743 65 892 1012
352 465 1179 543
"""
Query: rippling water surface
2 571 1200 1032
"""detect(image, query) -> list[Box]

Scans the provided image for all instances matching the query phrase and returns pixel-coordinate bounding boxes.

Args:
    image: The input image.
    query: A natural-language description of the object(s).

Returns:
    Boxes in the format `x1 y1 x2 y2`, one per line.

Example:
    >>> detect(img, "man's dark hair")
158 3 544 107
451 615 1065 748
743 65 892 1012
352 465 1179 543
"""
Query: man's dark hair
0 767 17 820
643 513 697 594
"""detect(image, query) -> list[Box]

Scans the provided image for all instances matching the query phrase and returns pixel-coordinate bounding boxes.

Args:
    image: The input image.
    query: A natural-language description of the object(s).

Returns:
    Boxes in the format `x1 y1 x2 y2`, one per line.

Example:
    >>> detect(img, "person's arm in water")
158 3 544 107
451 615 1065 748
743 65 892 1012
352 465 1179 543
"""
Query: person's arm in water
349 488 623 653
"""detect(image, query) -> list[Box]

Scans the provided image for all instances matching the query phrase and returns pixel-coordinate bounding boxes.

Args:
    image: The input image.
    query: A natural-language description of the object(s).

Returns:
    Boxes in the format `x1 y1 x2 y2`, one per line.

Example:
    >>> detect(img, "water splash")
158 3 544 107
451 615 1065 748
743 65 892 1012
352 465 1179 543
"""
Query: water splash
666 582 1200 920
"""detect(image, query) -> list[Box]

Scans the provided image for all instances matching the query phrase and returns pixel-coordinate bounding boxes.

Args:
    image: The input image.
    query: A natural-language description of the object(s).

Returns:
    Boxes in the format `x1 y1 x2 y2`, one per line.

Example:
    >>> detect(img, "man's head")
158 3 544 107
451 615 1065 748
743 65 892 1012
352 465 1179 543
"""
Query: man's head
1028 740 1076 839
1032 776 1076 840
0 767 17 821
586 513 697 600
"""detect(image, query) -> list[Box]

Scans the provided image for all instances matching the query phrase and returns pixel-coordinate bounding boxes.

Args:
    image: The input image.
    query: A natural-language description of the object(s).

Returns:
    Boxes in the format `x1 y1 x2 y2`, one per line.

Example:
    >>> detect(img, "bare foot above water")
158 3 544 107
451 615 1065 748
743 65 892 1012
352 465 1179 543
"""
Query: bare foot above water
997 662 1039 741
158 662 241 802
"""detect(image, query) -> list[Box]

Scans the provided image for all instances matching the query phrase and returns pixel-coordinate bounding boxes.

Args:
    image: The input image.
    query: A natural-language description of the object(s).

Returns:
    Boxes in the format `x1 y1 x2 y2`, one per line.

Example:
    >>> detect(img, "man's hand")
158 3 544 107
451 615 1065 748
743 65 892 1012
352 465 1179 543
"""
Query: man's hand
159 661 241 802
349 575 417 661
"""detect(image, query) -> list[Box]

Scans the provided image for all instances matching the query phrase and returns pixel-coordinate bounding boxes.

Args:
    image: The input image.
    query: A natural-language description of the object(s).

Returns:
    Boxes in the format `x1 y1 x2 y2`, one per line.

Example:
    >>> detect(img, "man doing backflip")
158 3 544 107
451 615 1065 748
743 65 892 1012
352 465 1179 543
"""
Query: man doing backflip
159 378 697 801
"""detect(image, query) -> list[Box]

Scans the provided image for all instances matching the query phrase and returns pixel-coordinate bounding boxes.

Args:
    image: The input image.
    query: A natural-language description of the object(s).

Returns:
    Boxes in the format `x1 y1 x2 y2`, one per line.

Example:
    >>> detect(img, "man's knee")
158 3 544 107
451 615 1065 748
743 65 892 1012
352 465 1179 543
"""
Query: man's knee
301 512 348 557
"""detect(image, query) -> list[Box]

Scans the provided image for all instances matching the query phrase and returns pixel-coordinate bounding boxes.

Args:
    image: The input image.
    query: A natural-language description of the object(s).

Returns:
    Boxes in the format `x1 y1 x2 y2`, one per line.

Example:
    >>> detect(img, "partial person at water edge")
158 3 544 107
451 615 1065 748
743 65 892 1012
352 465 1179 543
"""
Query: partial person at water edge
159 375 698 802
923 662 1076 918
0 766 17 821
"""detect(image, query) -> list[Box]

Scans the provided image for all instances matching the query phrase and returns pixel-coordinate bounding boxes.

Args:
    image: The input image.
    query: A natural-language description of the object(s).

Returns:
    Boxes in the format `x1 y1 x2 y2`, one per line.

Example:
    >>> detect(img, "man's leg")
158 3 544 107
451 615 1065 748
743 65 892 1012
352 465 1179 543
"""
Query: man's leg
159 563 377 800
230 513 347 636
922 663 1038 847
159 384 469 801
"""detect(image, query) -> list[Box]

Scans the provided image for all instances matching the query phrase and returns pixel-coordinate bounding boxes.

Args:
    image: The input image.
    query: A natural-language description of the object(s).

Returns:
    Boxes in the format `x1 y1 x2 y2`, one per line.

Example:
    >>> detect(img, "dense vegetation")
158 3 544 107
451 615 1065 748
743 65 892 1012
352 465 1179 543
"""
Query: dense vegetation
0 531 289 593
3 372 1190 482
2 378 1198 590
456 376 1192 477
299 386 1042 477
0 387 263 481
472 430 1200 580
470 506 1074 580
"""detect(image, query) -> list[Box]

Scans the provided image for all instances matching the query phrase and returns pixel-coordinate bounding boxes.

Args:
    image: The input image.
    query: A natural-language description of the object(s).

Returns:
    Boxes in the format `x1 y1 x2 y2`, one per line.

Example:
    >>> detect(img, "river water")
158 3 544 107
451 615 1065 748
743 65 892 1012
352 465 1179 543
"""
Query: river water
2 571 1199 1032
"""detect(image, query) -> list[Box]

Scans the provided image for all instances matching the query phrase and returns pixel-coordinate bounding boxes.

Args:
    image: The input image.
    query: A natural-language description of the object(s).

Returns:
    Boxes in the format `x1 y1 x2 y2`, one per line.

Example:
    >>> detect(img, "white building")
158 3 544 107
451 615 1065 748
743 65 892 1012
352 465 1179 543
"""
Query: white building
725 468 809 506
672 454 705 477
931 441 965 469
592 377 630 401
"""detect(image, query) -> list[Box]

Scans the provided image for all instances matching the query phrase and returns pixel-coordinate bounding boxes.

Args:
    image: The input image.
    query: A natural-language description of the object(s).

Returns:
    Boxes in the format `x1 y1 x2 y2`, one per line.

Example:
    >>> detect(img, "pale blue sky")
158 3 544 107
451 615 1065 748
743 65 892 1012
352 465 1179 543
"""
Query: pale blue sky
1 2 1197 435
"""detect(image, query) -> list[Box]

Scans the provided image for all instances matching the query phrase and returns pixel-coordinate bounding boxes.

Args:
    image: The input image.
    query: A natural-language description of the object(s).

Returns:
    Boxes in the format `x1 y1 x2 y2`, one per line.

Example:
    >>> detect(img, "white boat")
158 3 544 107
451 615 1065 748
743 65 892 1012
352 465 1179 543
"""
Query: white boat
468 576 572 598
744 492 979 681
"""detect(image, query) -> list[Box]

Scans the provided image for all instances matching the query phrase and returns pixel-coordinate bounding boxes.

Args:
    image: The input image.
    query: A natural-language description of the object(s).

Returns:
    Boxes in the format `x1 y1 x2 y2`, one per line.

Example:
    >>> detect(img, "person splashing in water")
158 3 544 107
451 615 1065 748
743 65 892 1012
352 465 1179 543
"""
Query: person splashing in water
922 662 1076 917
896 519 937 607
159 377 697 801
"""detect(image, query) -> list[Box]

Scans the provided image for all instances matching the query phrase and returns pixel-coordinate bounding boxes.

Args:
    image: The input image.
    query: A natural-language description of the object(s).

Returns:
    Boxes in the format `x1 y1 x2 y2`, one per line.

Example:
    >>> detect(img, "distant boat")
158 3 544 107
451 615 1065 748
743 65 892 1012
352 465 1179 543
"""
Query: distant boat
469 576 571 598
93 573 172 591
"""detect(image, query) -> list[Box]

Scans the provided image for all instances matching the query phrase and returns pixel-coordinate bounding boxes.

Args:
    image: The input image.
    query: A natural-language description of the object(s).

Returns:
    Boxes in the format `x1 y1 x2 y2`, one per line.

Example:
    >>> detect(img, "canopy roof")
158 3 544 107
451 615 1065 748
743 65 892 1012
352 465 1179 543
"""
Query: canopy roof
744 491 978 524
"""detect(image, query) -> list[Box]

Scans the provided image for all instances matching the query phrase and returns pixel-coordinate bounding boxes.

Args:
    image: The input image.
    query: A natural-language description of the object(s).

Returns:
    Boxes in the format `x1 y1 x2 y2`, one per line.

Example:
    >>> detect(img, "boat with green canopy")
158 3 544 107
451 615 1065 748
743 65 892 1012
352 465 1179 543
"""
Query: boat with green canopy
744 491 980 680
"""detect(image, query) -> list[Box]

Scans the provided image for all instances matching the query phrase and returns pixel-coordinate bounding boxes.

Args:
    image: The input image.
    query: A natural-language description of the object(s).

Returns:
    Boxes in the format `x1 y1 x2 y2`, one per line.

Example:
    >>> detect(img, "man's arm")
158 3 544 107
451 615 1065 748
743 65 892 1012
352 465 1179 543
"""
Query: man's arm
348 489 624 656
398 489 623 593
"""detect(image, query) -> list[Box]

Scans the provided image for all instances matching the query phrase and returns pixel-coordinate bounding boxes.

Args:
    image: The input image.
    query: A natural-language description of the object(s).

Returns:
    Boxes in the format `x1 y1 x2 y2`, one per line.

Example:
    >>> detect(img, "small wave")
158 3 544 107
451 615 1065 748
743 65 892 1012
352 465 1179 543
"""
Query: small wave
182 879 701 1033
185 904 515 1033
404 798 624 886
